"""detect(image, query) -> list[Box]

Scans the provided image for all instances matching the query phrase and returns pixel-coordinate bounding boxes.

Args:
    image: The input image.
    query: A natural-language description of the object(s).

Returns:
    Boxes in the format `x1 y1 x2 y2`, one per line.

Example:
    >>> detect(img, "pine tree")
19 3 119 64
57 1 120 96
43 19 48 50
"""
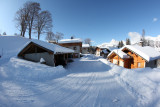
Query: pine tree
126 38 128 45
128 38 131 45
126 38 131 45
118 41 121 48
121 41 124 47
118 41 124 48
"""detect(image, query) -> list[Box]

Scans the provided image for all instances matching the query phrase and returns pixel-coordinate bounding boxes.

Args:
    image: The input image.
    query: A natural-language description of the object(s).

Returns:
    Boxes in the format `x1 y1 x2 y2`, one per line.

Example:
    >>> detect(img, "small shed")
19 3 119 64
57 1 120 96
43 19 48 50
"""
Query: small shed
18 40 74 67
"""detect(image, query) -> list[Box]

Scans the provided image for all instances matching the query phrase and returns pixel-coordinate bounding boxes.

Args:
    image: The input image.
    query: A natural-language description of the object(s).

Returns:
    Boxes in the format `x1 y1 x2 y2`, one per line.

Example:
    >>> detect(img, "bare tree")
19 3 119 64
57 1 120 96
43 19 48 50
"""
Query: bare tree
155 41 159 48
148 40 154 47
141 29 148 46
55 32 64 43
26 1 41 39
84 38 91 45
15 5 30 37
46 31 55 41
34 11 52 40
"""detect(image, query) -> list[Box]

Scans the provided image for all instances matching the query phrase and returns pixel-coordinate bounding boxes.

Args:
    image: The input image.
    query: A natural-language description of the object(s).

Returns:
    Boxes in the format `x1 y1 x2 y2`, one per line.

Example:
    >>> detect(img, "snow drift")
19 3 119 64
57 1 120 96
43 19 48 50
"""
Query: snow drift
100 58 160 106
0 57 66 81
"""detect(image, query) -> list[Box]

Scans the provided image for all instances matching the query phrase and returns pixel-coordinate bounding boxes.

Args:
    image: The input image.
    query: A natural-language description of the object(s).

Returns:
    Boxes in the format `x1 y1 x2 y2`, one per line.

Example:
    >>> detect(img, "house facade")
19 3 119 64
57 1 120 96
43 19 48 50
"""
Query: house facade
82 44 90 54
58 38 82 58
107 45 160 69
95 46 118 58
18 40 74 67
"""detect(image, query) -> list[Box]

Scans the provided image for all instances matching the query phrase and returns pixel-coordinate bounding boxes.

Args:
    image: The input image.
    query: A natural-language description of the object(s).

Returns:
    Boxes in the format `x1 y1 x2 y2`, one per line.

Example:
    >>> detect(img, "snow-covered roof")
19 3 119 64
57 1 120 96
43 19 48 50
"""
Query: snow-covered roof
20 39 74 54
108 49 130 59
107 47 118 51
59 38 82 43
121 45 160 62
102 50 108 54
97 45 118 52
82 44 90 48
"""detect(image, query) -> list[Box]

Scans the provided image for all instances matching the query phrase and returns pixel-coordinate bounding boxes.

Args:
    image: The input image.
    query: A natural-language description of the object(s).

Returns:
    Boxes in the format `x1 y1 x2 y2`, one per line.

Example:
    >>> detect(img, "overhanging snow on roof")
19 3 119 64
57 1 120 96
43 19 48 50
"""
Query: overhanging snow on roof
59 38 82 44
121 45 160 62
18 40 74 56
108 49 130 59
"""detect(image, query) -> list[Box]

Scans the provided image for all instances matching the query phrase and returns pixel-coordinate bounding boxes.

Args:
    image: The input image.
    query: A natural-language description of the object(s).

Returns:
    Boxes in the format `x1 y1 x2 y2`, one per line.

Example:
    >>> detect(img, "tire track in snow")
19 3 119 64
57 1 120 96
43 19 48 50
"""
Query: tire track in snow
46 72 95 107
69 72 98 107
2 73 83 101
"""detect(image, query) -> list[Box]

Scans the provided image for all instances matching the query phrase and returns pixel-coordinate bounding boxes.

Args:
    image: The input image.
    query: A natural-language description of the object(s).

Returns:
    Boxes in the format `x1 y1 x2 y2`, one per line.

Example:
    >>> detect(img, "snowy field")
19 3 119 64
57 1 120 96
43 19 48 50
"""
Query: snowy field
0 36 160 107
0 54 160 107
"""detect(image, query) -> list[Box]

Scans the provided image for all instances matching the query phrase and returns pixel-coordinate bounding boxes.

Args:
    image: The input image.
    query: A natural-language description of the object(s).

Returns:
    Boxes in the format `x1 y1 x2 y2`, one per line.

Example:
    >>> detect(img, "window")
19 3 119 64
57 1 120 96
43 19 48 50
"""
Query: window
73 47 77 50
113 59 118 64
138 62 141 68
155 60 157 65
119 61 124 67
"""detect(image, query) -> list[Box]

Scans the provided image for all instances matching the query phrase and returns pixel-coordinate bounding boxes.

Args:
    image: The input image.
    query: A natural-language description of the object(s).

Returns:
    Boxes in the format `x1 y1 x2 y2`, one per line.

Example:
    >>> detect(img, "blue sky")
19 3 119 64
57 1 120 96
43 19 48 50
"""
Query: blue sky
0 0 160 45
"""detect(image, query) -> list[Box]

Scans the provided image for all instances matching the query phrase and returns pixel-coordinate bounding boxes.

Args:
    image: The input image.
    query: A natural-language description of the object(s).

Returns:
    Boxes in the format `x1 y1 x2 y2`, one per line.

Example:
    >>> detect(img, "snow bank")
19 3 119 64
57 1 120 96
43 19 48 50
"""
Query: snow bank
0 36 68 81
0 57 66 81
100 58 160 107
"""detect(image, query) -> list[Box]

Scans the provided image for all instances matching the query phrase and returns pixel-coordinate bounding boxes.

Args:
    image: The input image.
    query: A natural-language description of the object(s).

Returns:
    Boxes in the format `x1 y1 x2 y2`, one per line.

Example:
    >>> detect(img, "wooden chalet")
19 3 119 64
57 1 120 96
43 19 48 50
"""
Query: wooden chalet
58 38 82 58
107 45 160 69
18 40 74 67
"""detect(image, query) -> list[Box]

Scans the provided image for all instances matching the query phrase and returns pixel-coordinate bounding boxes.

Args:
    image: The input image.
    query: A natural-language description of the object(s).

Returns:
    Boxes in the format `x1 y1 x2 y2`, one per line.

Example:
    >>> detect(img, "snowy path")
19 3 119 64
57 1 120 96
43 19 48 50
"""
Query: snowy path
0 55 138 107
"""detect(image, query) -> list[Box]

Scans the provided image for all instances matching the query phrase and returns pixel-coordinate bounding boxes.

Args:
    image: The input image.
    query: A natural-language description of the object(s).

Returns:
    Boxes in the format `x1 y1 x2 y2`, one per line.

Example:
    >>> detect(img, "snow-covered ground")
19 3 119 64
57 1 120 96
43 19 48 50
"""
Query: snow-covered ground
0 54 160 107
0 36 160 107
100 58 160 107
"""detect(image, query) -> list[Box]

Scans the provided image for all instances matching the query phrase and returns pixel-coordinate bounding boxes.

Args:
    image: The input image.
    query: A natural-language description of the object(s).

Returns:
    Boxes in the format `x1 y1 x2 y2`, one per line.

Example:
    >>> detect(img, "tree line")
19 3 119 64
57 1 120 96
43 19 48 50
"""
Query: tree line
117 38 131 48
117 29 160 48
140 29 160 47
